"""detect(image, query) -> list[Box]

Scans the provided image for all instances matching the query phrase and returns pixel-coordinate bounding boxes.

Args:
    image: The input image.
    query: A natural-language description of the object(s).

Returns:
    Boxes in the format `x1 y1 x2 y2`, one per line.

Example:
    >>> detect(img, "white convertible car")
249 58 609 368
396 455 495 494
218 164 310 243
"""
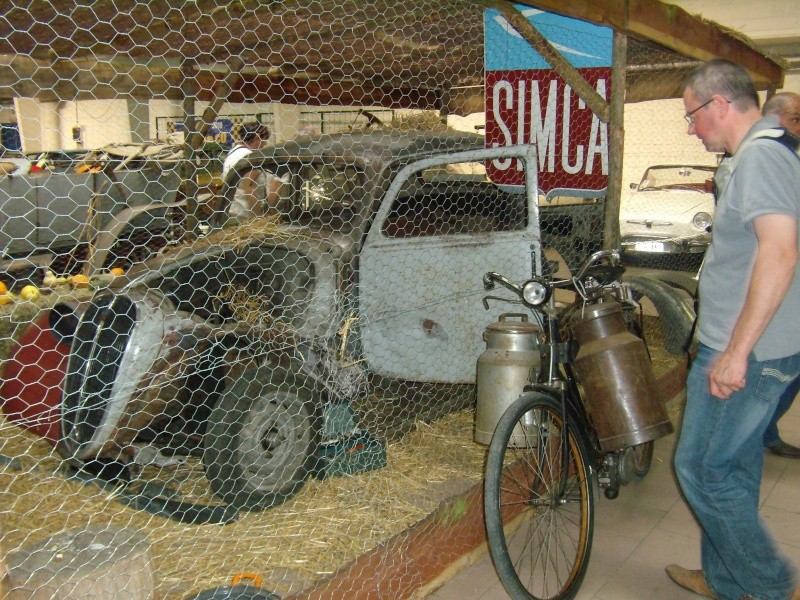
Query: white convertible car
620 164 716 270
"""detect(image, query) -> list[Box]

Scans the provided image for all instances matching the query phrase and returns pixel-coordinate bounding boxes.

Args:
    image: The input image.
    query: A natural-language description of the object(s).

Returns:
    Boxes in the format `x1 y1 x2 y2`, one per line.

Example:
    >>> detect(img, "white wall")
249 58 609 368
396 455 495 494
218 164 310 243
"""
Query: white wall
69 99 133 149
148 100 413 145
13 98 135 152
623 98 717 187
14 98 59 153
782 72 800 92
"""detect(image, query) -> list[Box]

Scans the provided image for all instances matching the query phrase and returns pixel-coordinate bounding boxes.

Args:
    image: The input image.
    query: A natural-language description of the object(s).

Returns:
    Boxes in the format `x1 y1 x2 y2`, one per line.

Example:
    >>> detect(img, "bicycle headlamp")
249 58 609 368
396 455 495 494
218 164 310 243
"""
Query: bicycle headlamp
522 280 549 306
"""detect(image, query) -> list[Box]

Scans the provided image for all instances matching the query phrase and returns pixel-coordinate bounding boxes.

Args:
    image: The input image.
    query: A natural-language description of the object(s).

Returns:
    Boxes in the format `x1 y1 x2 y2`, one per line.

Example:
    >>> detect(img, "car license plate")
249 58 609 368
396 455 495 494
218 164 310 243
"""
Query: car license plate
634 241 666 253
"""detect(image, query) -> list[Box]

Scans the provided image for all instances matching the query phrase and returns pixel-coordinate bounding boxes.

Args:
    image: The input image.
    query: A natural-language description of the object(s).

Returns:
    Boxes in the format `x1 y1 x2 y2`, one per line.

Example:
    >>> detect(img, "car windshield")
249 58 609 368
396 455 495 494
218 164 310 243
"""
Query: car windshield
275 163 364 232
638 166 715 191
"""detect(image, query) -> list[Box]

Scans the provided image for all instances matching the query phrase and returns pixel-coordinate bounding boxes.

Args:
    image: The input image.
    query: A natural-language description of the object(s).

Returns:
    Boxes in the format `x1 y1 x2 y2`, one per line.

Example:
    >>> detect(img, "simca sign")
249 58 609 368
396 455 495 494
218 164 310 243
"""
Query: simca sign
484 7 613 192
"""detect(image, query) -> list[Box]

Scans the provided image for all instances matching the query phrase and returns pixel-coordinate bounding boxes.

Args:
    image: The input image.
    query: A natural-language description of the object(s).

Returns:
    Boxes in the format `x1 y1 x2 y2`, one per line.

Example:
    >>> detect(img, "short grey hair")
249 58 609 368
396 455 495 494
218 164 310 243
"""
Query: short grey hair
762 92 800 117
683 59 760 112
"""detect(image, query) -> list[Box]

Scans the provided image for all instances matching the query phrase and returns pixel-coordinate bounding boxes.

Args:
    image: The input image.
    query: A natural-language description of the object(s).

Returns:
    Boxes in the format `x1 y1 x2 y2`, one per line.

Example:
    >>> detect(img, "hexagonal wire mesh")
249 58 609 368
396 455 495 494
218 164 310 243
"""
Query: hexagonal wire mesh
0 2 706 598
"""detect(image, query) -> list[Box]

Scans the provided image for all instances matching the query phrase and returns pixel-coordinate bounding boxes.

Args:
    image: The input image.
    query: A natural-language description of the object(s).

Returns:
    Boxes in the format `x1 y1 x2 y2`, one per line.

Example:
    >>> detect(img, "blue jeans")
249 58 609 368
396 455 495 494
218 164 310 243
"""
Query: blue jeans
763 373 800 447
675 344 800 600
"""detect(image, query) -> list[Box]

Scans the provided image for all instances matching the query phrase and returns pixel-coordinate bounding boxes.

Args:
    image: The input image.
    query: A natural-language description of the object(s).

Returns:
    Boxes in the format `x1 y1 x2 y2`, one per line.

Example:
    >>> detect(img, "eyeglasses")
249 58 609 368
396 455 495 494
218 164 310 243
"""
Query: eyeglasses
684 98 714 125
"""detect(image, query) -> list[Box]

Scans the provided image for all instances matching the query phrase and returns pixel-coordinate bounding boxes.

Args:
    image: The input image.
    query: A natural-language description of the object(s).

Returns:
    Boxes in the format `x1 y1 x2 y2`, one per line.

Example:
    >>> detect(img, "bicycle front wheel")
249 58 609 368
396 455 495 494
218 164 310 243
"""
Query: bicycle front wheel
484 392 594 600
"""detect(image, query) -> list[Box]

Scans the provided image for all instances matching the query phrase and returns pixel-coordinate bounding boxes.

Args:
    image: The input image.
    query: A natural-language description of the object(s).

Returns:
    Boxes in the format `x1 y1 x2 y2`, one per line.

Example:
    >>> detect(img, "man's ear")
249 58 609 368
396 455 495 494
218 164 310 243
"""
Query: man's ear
712 94 731 117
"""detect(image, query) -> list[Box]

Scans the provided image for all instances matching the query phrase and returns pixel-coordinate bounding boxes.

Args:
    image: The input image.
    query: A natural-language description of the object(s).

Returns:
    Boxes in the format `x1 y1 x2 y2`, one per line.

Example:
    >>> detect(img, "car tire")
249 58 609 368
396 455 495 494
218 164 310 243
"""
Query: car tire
203 365 321 510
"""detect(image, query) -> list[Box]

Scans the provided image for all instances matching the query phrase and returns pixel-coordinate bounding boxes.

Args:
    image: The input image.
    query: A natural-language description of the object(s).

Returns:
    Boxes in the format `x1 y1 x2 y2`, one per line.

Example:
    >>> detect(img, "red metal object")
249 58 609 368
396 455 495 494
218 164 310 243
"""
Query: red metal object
1 311 69 445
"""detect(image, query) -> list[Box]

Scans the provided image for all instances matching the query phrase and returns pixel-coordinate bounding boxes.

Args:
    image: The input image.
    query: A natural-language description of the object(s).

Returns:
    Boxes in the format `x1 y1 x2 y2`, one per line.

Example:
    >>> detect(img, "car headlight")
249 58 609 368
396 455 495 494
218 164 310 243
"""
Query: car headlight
692 211 712 231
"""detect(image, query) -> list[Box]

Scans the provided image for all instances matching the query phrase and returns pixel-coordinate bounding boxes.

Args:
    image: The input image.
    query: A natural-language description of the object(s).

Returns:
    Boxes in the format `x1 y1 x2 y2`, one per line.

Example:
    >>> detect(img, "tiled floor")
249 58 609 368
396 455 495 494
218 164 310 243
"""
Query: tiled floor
427 394 800 600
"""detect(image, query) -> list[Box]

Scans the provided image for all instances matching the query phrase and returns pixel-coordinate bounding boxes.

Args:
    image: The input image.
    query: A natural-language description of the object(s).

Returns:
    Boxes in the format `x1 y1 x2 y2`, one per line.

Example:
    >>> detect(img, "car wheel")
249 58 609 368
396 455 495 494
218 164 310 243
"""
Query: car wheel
203 366 321 510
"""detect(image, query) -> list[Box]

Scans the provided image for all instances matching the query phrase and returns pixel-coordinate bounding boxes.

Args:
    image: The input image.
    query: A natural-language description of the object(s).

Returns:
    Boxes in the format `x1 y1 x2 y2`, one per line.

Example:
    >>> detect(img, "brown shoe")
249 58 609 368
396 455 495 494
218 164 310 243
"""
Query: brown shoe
767 440 800 458
665 564 719 599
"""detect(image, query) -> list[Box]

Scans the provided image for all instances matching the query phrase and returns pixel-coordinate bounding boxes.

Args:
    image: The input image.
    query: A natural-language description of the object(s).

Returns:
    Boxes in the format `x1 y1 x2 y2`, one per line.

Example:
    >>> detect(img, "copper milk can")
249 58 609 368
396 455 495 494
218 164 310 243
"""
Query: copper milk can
475 313 541 445
570 302 673 452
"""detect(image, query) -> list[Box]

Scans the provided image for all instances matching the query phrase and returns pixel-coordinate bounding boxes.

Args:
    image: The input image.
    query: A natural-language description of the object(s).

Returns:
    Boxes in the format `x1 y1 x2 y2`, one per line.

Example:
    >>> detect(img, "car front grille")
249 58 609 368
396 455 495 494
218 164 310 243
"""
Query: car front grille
61 293 137 459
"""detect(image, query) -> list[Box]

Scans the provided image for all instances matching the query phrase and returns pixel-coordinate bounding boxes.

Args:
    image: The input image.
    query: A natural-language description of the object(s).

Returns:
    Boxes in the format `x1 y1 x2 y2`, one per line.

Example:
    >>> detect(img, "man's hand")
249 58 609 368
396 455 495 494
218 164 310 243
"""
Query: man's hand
708 350 747 399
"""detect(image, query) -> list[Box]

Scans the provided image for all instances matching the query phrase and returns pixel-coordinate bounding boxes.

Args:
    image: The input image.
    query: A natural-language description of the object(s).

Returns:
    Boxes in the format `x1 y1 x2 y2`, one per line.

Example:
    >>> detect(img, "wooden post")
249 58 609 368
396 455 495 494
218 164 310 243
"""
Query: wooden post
604 30 627 251
181 59 201 240
6 526 153 600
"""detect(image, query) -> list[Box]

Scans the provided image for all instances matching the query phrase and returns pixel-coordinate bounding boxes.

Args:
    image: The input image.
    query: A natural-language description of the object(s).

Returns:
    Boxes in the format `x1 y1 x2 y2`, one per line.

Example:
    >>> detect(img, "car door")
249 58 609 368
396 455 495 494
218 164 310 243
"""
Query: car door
359 145 540 383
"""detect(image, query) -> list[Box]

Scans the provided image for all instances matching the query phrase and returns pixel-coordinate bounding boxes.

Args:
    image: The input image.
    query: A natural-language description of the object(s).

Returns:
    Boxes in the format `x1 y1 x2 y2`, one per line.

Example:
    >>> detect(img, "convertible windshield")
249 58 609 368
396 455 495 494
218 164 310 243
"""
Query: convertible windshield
637 165 715 191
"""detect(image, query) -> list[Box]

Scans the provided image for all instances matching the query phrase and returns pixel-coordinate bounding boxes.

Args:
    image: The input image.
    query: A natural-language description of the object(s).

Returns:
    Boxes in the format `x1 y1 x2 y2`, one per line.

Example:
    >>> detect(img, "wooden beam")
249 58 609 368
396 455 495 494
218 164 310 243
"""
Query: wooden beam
283 482 489 600
181 59 200 239
626 0 784 87
0 0 784 105
513 0 784 89
605 31 627 251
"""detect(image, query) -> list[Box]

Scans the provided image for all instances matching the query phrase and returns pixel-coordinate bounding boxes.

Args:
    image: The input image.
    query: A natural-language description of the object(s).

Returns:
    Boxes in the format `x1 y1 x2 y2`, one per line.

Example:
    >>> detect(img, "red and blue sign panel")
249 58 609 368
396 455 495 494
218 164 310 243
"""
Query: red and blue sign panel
484 6 613 192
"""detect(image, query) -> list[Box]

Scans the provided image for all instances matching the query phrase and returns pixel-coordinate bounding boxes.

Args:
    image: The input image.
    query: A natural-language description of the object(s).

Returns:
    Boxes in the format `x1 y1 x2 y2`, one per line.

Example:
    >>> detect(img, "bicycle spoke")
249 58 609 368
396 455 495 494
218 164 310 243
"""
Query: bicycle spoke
485 393 594 600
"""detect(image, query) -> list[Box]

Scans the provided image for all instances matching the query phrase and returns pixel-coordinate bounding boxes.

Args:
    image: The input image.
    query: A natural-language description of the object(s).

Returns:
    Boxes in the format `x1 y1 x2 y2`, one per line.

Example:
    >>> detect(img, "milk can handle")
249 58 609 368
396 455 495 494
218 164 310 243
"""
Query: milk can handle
499 313 528 322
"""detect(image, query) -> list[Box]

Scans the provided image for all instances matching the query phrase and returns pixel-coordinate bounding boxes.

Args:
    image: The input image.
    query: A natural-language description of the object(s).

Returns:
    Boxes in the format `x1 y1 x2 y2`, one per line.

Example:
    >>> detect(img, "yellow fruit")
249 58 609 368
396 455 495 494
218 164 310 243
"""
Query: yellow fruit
110 267 126 276
71 274 90 288
19 285 41 301
0 293 13 305
0 281 7 294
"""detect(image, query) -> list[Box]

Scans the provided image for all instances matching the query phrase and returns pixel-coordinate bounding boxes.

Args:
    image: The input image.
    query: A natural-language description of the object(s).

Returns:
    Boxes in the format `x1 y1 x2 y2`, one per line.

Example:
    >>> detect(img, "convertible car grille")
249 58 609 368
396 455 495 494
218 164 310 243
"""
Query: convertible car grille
61 293 137 458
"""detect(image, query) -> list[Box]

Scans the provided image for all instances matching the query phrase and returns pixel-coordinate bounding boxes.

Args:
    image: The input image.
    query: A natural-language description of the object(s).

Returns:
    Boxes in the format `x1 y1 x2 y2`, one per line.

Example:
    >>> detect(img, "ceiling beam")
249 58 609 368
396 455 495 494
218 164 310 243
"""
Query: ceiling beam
0 0 785 105
514 0 784 88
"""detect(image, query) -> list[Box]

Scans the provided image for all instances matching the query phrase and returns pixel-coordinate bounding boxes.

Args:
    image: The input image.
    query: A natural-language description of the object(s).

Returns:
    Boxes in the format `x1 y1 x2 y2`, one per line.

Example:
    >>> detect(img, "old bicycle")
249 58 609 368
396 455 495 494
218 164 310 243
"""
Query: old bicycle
480 249 674 600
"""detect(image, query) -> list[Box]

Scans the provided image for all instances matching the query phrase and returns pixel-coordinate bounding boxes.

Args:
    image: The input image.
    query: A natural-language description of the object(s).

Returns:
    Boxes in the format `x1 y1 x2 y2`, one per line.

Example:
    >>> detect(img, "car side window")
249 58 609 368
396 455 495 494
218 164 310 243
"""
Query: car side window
279 163 362 232
382 161 527 238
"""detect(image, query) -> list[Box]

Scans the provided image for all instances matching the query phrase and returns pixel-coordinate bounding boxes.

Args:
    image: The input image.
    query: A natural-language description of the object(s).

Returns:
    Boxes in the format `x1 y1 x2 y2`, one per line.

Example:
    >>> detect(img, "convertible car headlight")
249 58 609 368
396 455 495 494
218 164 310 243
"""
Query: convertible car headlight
692 211 712 231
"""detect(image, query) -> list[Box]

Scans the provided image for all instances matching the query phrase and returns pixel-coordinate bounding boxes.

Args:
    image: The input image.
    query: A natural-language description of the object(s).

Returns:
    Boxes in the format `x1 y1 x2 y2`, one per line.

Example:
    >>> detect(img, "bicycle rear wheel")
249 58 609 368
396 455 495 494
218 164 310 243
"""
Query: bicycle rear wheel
484 392 594 600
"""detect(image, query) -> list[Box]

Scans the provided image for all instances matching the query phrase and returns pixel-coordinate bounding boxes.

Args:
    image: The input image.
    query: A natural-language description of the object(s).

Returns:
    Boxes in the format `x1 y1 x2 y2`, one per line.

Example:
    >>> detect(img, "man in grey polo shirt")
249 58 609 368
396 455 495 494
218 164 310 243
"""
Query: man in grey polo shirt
666 60 800 600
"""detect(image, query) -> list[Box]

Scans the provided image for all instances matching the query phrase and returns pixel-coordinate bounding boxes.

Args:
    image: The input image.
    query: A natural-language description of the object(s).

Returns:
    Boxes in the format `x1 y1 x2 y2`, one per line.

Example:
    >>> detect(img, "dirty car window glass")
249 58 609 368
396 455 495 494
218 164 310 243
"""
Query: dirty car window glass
637 165 715 192
280 164 362 230
383 161 527 238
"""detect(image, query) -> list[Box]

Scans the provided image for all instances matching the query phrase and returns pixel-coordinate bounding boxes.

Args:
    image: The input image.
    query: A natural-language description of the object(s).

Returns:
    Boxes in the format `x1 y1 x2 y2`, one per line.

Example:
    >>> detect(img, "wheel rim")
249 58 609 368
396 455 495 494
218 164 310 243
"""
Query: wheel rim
486 397 593 600
239 391 311 490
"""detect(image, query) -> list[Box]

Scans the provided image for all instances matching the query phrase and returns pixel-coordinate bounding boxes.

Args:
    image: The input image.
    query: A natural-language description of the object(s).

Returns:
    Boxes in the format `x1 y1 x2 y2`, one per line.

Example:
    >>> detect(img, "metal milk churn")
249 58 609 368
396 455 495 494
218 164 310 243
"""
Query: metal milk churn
475 313 541 445
569 302 673 452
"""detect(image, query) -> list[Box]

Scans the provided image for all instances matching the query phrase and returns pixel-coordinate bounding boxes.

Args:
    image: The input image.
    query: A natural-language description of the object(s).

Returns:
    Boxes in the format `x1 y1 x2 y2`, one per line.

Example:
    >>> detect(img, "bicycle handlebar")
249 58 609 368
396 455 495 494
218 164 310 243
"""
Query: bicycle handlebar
483 271 521 293
572 249 620 282
483 248 622 306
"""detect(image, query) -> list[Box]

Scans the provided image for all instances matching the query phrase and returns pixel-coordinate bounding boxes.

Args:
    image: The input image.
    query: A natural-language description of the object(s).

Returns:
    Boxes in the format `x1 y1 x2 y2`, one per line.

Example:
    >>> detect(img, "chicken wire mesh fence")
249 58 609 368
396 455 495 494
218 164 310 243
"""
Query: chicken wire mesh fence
0 2 702 598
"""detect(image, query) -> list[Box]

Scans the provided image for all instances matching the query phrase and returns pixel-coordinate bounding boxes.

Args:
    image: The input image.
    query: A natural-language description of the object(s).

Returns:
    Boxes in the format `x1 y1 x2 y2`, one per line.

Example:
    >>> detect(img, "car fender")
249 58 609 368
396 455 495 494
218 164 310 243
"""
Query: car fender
625 275 696 356
88 199 186 276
